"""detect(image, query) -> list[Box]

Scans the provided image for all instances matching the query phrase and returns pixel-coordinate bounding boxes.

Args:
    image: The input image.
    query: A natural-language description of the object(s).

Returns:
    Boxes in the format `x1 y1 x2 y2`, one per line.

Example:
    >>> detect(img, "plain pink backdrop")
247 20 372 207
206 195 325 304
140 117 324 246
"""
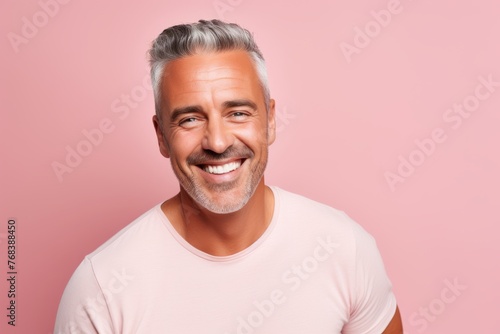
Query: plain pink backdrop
1 0 499 333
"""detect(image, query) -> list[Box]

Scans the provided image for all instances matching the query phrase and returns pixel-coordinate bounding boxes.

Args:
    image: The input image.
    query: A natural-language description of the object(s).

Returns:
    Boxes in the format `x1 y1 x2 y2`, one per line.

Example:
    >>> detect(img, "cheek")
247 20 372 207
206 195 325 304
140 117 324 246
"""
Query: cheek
169 131 203 160
237 124 270 155
240 121 268 140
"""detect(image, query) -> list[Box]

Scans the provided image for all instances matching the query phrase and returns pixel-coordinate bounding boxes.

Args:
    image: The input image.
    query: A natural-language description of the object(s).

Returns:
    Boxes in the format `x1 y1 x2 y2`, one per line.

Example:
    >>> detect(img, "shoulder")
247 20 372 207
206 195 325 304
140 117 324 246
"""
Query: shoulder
270 186 381 275
272 186 370 240
55 204 169 332
84 204 168 267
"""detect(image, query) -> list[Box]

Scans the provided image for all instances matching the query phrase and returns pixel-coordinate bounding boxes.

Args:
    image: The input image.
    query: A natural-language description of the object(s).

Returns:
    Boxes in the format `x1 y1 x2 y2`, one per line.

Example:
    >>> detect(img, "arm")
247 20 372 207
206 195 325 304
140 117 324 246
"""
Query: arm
54 258 114 334
340 219 401 334
382 306 403 334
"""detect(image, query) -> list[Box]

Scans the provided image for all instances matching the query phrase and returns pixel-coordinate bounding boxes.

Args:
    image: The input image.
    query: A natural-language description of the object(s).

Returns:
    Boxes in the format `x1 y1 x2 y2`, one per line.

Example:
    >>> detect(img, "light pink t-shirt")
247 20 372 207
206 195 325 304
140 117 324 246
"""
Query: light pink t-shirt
54 187 397 333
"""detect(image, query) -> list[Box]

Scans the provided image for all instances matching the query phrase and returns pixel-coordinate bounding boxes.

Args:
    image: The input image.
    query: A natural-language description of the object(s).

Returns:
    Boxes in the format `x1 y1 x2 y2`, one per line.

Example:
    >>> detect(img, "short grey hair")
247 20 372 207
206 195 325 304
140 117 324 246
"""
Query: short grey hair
148 19 270 119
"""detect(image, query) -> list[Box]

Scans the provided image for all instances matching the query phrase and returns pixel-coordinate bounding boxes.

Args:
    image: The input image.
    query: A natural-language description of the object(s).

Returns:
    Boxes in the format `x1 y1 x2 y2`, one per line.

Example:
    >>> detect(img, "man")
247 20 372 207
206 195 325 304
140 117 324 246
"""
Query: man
55 19 403 333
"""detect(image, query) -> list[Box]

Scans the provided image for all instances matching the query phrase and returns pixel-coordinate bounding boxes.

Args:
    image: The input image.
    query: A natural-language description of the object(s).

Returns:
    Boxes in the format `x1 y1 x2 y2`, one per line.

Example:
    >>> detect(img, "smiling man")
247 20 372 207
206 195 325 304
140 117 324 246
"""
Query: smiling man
54 20 402 333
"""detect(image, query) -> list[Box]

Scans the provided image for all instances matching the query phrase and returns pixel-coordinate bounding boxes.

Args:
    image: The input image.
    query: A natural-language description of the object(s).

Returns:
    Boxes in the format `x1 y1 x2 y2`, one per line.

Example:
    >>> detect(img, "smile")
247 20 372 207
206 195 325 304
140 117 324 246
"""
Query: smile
202 160 242 175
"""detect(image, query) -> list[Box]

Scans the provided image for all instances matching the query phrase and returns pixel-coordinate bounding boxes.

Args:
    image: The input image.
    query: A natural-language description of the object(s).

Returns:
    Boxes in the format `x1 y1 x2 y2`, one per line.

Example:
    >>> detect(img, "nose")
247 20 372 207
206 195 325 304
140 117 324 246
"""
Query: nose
201 117 234 154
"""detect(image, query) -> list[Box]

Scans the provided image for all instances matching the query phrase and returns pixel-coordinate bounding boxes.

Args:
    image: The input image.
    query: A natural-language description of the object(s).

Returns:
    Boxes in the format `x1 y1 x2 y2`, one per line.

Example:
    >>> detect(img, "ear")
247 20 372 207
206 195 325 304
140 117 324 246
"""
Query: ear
267 99 276 145
152 115 170 158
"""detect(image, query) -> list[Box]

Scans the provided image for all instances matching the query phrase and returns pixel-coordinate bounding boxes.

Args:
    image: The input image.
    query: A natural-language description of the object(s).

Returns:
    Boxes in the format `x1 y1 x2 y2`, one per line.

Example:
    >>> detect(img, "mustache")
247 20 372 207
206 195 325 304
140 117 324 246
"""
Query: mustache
187 146 253 165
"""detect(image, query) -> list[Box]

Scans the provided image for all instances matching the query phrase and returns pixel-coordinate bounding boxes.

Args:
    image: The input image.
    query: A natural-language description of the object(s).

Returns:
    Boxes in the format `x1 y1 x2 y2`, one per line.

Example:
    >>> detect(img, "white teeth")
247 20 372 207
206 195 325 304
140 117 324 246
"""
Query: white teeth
203 161 242 174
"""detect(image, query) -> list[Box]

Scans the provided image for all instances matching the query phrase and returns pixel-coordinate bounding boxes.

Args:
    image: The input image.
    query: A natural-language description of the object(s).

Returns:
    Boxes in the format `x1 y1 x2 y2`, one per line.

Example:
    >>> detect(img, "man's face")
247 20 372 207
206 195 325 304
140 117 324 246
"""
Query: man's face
154 50 276 214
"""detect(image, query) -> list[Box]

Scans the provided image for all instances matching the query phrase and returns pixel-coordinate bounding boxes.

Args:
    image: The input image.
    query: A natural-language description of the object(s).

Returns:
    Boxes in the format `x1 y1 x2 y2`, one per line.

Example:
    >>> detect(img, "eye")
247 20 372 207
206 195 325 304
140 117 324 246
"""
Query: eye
179 117 200 128
229 111 250 120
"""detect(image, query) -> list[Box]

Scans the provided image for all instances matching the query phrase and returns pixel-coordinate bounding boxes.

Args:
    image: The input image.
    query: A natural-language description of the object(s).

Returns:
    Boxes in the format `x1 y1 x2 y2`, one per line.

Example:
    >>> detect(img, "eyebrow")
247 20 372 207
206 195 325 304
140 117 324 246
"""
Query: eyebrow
170 99 258 122
222 99 258 111
170 105 204 122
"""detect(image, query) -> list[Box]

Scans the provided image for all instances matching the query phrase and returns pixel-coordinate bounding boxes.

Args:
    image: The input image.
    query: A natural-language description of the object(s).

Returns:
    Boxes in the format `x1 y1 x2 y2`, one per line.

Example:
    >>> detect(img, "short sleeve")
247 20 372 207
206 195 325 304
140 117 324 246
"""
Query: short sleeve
54 257 114 334
342 222 397 334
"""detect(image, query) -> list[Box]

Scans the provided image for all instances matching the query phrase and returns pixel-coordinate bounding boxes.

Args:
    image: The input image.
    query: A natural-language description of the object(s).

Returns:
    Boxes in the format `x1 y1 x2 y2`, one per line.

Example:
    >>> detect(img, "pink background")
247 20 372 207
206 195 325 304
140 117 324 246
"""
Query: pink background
1 0 499 333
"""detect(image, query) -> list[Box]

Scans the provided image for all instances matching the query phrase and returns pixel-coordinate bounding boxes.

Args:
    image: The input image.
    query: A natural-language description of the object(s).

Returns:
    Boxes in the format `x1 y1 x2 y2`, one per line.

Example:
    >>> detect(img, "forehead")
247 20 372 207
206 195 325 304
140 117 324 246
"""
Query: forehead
160 50 262 108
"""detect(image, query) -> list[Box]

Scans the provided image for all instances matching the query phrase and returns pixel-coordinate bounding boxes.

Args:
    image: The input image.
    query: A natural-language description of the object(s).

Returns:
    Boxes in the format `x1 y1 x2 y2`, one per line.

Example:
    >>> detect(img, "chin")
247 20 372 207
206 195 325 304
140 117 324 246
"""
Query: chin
203 201 247 214
196 188 252 214
179 163 266 214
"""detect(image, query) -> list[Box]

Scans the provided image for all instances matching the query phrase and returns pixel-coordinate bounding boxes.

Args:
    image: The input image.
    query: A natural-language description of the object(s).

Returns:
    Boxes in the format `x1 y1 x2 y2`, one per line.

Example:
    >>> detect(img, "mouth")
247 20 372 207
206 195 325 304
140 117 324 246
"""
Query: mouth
199 159 244 175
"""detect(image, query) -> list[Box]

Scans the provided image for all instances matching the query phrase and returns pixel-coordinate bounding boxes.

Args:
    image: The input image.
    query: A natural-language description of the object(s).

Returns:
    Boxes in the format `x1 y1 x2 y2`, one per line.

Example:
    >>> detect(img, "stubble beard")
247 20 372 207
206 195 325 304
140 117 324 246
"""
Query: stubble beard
174 148 268 214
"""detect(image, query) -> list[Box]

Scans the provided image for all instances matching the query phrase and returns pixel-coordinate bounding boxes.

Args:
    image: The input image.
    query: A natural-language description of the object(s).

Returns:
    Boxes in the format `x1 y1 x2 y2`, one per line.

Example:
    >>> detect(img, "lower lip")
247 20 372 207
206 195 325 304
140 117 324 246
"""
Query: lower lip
197 160 245 183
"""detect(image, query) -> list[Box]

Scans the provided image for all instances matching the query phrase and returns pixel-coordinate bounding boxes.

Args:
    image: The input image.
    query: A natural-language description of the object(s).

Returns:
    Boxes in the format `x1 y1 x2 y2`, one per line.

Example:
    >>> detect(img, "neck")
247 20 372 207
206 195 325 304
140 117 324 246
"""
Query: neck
163 179 274 256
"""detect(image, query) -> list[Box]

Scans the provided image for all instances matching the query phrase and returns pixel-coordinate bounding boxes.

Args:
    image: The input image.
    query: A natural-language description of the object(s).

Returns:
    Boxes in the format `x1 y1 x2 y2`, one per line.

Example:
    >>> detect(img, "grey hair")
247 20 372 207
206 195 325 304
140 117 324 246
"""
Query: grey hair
148 19 270 119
